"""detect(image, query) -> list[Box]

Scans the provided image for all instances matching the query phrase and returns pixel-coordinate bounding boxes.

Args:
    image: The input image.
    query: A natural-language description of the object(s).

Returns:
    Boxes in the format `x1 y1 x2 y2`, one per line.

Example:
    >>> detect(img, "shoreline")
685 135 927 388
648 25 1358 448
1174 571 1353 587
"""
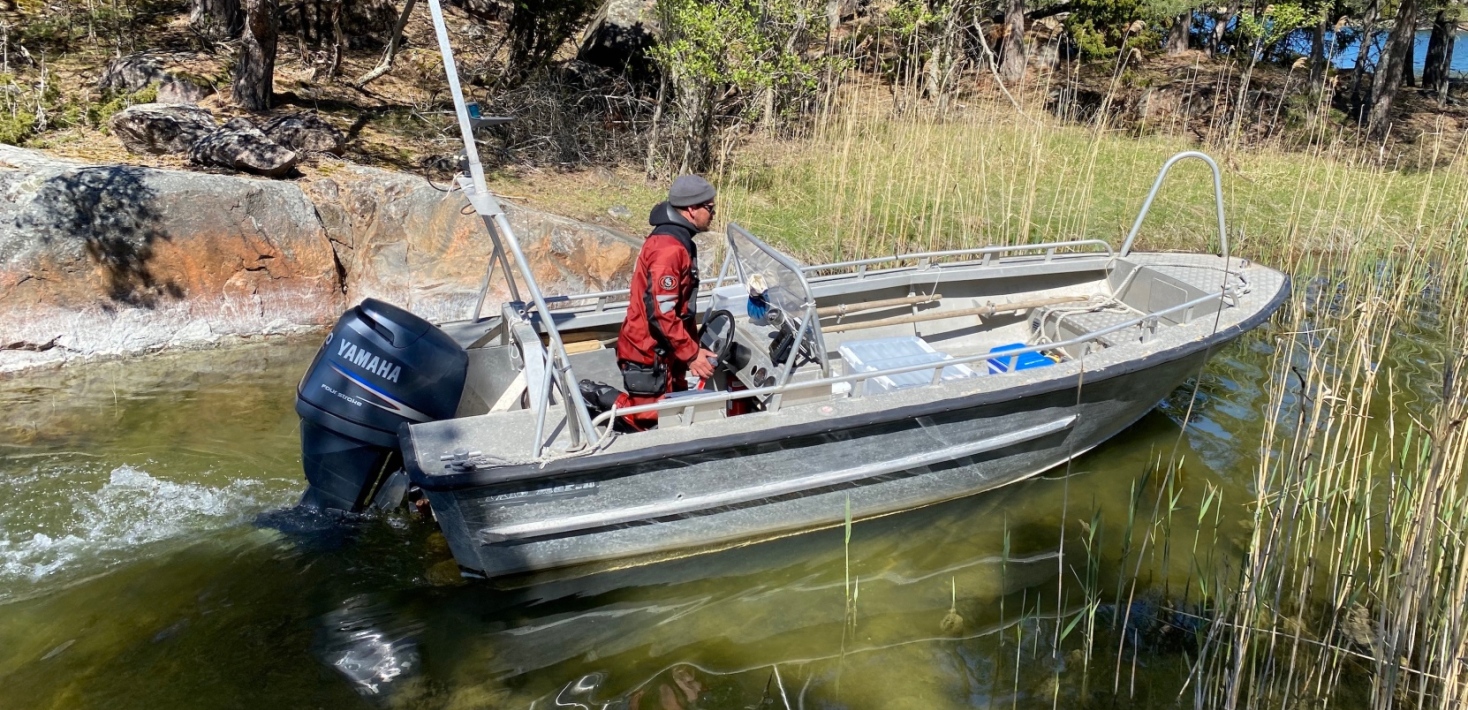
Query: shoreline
0 145 643 378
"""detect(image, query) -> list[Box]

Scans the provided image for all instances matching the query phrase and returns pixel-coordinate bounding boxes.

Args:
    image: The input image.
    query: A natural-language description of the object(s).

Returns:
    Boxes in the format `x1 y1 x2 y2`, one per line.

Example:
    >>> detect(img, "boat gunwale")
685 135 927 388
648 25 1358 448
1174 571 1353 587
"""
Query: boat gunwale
403 270 1290 492
586 261 1249 428
512 237 1120 319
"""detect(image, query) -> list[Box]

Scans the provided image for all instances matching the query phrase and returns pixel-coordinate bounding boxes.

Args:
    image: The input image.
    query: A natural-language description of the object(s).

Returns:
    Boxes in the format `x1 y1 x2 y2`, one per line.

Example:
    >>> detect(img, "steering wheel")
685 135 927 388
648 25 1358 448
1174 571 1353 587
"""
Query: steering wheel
768 314 822 369
698 310 737 365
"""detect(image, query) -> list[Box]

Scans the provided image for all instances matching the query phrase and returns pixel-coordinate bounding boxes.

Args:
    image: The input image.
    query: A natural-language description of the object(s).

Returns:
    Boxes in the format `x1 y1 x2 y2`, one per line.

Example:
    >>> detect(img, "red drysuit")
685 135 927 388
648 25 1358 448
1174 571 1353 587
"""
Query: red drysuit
613 202 701 430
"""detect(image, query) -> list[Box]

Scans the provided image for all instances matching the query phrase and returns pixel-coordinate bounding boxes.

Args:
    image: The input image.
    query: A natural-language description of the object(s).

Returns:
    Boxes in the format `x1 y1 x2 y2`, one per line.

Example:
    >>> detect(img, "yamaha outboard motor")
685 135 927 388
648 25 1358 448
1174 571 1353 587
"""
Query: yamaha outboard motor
296 298 468 512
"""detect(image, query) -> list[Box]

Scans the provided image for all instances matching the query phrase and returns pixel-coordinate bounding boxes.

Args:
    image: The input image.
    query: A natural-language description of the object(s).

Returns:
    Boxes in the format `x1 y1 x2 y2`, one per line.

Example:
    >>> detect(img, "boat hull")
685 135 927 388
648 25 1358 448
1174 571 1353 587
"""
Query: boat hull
416 346 1213 579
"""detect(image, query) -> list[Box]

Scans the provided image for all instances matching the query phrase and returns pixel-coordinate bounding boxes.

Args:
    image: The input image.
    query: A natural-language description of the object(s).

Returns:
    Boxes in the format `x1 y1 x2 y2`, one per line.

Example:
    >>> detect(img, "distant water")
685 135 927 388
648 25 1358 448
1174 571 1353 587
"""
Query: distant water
1200 18 1468 79
1330 30 1468 78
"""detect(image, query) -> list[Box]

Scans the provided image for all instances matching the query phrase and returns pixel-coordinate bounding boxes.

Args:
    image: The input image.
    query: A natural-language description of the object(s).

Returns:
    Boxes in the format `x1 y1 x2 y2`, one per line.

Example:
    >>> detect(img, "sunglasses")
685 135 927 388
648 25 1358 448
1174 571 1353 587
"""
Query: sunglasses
695 202 717 213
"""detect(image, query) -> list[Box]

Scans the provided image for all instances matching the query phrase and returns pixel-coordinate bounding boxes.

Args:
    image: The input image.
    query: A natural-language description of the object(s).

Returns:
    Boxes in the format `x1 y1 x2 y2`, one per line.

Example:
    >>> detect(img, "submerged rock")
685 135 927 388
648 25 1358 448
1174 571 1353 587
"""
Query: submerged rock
939 608 964 635
1340 602 1379 652
425 559 466 586
109 103 218 155
1096 594 1211 655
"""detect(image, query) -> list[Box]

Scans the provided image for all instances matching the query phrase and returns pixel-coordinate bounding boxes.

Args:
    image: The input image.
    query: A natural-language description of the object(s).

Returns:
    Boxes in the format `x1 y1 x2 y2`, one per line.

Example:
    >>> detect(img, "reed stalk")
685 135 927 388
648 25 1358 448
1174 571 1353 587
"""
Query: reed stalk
704 58 1468 709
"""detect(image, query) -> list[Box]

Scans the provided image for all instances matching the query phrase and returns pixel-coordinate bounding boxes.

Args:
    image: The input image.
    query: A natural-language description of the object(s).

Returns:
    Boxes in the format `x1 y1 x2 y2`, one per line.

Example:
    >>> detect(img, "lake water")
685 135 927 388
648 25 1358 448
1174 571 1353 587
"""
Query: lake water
1330 30 1468 78
1199 18 1468 78
0 308 1440 708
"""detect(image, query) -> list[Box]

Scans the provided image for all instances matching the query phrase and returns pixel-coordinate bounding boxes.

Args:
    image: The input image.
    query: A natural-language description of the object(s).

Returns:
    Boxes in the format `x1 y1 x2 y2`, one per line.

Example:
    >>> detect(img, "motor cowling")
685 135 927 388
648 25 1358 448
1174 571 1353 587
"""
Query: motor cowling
296 298 468 512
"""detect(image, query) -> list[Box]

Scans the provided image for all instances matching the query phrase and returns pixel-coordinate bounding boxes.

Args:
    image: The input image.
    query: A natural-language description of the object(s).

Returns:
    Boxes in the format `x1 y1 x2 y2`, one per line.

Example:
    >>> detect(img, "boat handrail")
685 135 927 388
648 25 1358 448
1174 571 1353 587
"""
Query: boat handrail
527 238 1117 316
426 0 595 455
804 239 1115 276
1120 151 1229 261
587 285 1234 443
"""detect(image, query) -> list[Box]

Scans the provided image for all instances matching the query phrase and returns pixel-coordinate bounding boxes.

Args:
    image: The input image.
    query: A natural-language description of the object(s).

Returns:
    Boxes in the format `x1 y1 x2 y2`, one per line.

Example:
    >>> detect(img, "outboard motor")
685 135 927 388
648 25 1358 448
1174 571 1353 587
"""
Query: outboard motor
296 298 468 513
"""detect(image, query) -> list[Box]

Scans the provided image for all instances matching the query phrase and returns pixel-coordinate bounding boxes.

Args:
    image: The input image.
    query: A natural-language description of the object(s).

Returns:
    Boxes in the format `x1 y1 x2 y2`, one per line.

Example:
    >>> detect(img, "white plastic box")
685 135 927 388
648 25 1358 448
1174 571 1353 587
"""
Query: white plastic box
837 336 980 396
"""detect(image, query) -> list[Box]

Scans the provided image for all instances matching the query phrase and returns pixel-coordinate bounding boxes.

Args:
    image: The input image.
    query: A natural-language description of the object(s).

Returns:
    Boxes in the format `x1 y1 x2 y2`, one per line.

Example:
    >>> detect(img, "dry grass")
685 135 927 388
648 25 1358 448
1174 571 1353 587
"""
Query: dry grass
710 80 1467 268
1181 168 1468 708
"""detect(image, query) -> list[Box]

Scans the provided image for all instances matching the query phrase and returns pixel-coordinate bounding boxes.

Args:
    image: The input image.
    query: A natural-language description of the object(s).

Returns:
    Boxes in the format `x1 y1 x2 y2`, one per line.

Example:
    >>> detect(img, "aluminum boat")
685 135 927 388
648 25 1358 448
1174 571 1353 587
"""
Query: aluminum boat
292 0 1290 580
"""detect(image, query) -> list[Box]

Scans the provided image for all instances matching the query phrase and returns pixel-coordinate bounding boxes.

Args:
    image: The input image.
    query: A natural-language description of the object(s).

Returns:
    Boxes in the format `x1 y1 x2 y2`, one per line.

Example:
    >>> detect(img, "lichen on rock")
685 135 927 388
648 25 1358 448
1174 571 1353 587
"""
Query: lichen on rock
109 103 219 155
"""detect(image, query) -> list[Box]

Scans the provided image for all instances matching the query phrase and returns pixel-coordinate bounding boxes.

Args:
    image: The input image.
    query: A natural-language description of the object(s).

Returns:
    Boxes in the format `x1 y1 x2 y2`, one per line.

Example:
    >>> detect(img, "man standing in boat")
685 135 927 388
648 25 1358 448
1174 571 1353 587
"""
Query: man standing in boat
609 176 721 430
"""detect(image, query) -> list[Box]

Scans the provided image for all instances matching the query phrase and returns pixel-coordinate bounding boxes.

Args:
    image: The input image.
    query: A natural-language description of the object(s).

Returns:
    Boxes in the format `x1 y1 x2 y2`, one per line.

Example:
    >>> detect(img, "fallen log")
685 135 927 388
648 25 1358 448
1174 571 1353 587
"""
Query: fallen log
816 294 942 317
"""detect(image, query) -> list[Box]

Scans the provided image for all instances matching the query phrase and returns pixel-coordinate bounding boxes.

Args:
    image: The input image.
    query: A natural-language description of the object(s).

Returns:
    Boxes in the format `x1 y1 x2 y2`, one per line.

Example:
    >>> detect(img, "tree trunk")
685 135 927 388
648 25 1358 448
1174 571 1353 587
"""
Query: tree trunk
1423 9 1455 102
1349 0 1379 104
295 0 310 58
1399 34 1415 87
1209 2 1238 56
327 0 344 77
1308 15 1327 92
1367 0 1418 136
1166 11 1191 55
190 0 243 39
232 0 278 111
645 73 667 177
997 0 1025 84
354 0 418 87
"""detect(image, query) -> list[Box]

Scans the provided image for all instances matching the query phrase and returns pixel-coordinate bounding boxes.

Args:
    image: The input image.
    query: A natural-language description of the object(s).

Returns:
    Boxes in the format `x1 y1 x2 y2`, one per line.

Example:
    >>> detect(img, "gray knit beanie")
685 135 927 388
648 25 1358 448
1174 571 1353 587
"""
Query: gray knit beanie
668 175 717 207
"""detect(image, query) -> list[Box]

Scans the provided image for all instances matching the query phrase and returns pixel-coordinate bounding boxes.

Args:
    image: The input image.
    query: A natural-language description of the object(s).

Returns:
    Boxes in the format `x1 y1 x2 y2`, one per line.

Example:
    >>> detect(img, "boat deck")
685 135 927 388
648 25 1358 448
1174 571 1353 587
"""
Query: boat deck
405 251 1285 484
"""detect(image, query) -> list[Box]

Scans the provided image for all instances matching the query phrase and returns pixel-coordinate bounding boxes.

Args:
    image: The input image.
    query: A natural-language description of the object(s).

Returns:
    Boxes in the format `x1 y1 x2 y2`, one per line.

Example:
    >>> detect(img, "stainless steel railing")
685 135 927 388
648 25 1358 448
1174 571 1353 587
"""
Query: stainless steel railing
1119 151 1229 261
804 239 1115 278
527 238 1117 317
588 282 1239 441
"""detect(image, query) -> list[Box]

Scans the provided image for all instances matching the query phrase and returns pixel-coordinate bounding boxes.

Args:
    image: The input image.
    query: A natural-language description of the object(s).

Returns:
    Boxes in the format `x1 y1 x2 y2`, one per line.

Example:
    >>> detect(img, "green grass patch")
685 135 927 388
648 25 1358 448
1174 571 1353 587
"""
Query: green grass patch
710 103 1468 272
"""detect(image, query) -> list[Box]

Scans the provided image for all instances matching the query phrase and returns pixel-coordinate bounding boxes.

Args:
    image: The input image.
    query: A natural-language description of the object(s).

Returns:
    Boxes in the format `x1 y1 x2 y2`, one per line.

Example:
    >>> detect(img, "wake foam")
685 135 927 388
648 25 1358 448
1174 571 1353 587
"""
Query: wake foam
0 464 294 597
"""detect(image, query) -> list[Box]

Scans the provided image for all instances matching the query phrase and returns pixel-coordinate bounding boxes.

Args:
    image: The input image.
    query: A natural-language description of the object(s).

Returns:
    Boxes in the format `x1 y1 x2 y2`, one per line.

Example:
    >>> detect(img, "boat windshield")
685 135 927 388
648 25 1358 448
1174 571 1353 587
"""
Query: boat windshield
726 224 814 321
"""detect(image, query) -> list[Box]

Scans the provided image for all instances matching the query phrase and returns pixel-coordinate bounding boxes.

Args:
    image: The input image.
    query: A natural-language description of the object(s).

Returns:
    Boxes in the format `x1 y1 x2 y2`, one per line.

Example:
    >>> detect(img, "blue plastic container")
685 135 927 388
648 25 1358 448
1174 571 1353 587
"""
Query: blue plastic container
987 343 1054 374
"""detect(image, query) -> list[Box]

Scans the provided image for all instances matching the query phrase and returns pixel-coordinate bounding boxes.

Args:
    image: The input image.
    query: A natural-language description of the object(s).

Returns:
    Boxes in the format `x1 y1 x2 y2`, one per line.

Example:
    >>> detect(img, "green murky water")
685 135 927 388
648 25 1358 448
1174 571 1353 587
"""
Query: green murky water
0 316 1436 709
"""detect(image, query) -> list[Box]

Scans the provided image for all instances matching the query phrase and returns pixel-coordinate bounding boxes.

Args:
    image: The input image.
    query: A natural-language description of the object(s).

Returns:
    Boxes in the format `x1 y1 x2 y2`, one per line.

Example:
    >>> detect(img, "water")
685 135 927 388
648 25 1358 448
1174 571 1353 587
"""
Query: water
0 321 1437 708
1204 19 1468 79
1327 30 1468 79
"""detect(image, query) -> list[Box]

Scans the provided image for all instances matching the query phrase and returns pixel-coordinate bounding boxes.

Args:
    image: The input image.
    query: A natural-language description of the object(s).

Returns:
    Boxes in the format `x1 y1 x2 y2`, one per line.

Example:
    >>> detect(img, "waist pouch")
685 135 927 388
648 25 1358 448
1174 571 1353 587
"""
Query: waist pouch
620 359 668 396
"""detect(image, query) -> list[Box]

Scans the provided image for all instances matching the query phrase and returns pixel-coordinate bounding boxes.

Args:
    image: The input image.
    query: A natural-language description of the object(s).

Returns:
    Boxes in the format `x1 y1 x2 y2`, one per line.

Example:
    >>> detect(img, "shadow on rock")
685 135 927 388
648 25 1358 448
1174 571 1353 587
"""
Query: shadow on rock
24 166 184 308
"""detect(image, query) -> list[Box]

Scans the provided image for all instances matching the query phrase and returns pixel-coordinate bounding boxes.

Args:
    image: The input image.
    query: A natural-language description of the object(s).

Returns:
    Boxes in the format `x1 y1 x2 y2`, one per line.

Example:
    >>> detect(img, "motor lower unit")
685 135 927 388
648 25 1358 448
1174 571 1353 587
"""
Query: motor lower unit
296 298 467 512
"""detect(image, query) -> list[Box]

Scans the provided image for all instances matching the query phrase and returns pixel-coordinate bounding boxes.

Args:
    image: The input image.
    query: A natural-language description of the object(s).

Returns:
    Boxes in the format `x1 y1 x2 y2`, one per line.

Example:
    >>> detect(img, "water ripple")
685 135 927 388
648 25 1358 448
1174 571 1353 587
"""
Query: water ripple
0 464 296 600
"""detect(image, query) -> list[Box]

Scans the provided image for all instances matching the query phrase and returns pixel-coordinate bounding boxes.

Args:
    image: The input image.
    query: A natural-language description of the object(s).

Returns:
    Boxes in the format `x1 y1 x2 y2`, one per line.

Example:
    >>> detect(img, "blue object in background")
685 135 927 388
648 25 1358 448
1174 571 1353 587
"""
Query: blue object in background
988 343 1054 375
747 290 770 323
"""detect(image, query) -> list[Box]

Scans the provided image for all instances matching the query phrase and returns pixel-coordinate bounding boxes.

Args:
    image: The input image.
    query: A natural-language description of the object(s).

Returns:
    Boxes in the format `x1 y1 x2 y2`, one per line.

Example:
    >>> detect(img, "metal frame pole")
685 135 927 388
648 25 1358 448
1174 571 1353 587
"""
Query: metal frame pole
1119 151 1230 262
426 0 594 450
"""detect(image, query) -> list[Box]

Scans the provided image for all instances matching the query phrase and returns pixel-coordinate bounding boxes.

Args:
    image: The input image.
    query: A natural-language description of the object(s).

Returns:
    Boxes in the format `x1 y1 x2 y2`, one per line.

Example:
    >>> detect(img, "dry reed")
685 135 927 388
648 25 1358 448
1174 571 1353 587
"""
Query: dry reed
715 63 1468 708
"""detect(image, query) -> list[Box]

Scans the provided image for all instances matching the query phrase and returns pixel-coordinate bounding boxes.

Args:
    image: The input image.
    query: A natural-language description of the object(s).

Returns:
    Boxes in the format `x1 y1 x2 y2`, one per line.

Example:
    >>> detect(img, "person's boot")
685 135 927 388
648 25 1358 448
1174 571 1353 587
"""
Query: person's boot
578 379 622 418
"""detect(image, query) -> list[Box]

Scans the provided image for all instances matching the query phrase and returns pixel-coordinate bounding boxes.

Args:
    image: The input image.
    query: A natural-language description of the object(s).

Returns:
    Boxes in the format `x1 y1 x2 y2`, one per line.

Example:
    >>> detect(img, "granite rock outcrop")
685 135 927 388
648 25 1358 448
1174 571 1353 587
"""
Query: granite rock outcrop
0 145 640 374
